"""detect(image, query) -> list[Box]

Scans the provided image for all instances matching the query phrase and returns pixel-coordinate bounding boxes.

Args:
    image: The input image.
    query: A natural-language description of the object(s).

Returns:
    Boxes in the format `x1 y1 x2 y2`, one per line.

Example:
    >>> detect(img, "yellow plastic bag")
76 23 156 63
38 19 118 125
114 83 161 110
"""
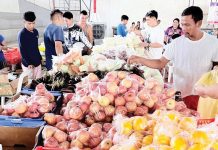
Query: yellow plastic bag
196 70 218 120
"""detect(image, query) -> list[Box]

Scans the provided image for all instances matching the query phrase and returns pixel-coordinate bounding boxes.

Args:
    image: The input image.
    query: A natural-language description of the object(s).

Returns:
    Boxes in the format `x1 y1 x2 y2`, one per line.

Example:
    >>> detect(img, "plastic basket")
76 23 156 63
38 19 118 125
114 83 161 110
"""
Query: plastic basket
3 48 21 65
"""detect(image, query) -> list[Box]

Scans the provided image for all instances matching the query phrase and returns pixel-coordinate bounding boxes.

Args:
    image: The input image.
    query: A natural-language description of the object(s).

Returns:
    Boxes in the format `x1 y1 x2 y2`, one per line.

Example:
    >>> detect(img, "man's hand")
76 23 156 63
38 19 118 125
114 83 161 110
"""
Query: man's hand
127 55 144 65
55 41 64 56
1 41 7 50
28 65 34 69
139 42 149 48
194 85 207 98
213 65 218 70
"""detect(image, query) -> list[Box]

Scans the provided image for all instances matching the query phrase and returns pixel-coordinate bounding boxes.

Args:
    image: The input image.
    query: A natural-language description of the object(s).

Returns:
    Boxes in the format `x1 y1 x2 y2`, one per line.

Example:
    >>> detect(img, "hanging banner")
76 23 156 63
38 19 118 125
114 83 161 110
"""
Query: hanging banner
94 0 96 13
207 2 218 24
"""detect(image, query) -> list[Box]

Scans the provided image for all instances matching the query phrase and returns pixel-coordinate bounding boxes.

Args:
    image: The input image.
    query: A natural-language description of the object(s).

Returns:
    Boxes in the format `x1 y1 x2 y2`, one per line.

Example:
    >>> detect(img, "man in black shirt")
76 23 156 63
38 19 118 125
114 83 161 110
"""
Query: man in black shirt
18 11 42 79
63 11 92 55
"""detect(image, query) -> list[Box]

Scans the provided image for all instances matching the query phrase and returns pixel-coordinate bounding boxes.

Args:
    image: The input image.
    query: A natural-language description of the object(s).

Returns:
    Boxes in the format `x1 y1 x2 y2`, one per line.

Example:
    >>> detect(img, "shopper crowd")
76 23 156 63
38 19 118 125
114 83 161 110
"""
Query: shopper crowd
0 6 218 111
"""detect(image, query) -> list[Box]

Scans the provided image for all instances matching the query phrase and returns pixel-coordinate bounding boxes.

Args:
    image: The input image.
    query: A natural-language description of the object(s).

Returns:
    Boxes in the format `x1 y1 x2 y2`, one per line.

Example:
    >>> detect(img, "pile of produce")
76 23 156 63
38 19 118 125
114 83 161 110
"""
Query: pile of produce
93 45 135 62
92 33 147 57
39 71 198 149
61 71 194 121
30 70 110 92
41 112 218 150
79 54 163 84
79 54 126 72
1 83 56 118
41 121 112 149
52 51 84 75
41 111 217 150
108 111 218 150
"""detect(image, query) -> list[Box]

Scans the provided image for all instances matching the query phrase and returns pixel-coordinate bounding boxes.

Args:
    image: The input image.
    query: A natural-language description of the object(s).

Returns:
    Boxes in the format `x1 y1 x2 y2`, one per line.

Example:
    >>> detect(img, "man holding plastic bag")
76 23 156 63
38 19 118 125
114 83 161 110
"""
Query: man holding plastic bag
194 69 218 122
195 84 218 99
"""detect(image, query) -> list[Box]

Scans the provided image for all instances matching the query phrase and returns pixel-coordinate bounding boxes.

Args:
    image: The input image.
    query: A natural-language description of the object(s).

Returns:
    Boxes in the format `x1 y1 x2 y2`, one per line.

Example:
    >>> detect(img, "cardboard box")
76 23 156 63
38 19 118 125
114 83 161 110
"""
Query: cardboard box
0 127 39 148
3 146 28 150
0 74 9 84
0 117 45 149
0 74 28 96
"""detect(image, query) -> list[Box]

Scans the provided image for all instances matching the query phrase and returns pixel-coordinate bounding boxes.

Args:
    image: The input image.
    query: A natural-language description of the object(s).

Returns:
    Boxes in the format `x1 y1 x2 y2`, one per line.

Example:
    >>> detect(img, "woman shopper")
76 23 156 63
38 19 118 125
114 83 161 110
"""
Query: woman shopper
164 18 183 44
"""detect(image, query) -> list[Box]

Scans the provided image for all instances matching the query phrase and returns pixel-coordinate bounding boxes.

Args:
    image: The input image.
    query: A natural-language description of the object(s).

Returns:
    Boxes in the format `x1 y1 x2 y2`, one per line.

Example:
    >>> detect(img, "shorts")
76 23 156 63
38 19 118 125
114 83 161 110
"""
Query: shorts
22 64 42 80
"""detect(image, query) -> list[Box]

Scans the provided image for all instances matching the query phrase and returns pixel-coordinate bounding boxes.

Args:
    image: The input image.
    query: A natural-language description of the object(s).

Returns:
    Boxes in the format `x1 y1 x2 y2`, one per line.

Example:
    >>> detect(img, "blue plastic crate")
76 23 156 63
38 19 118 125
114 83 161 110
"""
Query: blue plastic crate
0 117 45 127
21 88 62 97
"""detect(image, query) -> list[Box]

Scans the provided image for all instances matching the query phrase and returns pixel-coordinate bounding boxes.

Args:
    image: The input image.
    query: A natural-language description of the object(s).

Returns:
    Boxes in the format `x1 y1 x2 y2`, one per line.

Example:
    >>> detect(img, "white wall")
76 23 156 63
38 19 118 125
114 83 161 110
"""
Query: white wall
26 0 52 10
90 0 212 37
0 0 50 43
0 0 20 13
0 0 214 39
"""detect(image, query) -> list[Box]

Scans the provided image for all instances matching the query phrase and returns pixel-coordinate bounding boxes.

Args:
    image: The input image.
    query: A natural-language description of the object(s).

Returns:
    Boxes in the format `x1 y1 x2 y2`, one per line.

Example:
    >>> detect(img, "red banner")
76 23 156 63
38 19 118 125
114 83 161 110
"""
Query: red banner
94 0 96 13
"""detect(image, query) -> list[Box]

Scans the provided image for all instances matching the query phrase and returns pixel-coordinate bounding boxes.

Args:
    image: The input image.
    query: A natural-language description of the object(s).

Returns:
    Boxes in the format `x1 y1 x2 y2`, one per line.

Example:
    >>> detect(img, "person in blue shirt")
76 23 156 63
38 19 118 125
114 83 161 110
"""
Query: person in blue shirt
0 34 7 70
44 9 65 71
18 11 42 79
117 15 129 37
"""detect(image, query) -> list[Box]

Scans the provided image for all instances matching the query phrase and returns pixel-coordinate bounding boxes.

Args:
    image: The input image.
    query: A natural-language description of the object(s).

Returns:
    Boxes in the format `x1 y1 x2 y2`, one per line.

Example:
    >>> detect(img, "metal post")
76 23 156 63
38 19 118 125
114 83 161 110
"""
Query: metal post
80 0 82 12
68 0 70 11
89 0 92 21
52 0 55 10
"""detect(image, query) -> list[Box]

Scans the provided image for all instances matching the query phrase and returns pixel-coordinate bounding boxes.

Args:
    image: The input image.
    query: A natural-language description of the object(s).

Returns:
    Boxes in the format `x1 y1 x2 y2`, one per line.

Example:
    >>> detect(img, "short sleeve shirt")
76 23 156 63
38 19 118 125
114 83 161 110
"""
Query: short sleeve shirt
141 25 165 59
117 24 127 37
44 24 64 58
44 24 64 70
163 32 218 97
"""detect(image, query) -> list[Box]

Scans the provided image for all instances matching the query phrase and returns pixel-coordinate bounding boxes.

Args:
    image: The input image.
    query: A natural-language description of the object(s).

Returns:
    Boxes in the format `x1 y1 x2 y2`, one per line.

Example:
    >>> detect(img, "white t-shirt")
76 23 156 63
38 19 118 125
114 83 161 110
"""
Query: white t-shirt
163 32 218 97
141 25 164 59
